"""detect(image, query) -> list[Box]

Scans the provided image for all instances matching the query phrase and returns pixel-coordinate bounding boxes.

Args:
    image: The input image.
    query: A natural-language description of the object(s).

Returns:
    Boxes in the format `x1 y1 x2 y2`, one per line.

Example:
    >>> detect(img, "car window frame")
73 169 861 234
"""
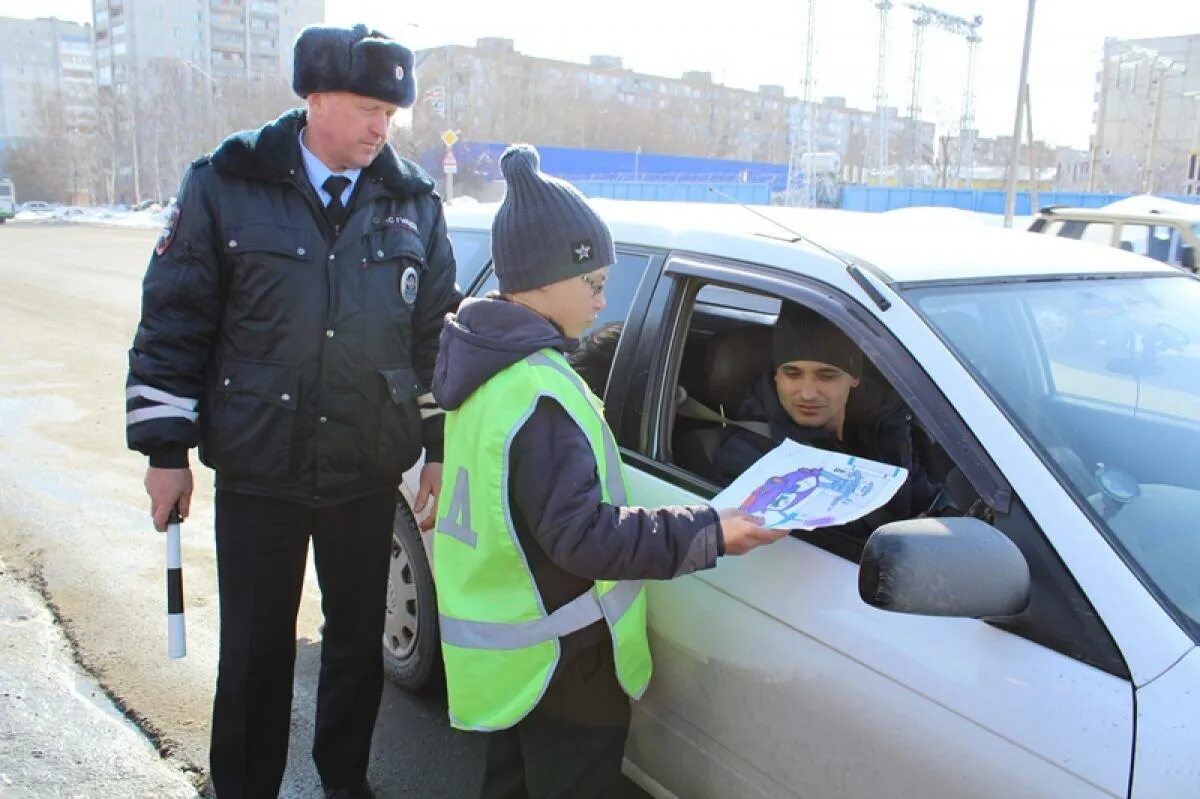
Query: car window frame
609 251 1129 680
445 227 493 295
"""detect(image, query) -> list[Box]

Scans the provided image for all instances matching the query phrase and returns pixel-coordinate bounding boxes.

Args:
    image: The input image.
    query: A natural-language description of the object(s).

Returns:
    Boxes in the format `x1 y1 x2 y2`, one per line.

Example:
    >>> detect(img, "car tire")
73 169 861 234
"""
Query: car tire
382 495 443 693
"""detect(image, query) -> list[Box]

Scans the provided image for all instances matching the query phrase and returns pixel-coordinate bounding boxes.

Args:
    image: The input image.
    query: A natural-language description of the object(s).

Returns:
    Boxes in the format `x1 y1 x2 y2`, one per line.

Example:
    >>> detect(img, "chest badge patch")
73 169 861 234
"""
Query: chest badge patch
385 215 420 235
401 265 420 305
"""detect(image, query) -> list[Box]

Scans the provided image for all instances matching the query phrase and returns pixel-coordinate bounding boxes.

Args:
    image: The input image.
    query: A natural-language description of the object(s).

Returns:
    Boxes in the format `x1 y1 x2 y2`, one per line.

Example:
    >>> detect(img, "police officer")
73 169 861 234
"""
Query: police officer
124 24 460 799
430 145 785 798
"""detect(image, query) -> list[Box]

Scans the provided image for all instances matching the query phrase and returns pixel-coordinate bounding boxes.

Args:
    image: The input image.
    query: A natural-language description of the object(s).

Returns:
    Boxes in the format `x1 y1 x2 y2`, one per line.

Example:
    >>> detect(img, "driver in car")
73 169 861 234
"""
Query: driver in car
712 303 944 538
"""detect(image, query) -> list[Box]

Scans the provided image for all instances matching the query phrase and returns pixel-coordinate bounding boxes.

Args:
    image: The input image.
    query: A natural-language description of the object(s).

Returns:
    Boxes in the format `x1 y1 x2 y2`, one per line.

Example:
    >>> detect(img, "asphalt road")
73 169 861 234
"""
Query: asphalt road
0 222 484 798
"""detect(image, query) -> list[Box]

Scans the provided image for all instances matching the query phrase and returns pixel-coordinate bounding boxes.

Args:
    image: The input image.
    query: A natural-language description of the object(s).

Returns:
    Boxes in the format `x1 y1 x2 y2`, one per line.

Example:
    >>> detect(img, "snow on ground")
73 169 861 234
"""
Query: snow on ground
14 205 168 229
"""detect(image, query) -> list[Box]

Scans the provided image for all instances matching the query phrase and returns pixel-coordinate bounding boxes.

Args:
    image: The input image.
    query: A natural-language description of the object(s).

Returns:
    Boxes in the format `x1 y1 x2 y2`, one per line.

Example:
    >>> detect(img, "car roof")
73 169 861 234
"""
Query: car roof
445 199 1179 284
1039 206 1200 225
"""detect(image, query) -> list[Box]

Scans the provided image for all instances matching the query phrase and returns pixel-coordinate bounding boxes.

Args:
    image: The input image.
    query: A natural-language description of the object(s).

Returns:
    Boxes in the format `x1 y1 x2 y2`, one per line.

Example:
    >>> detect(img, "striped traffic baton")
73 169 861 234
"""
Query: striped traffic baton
166 504 186 659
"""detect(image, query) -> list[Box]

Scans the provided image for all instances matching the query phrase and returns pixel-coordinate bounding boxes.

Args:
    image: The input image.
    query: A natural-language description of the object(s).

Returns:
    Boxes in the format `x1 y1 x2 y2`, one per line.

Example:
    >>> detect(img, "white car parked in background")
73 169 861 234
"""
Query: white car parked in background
384 202 1200 798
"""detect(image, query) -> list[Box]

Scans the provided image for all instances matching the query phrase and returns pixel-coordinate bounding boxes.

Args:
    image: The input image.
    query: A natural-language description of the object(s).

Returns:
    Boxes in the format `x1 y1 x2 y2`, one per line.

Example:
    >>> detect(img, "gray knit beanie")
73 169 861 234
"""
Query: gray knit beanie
492 144 616 294
773 303 862 377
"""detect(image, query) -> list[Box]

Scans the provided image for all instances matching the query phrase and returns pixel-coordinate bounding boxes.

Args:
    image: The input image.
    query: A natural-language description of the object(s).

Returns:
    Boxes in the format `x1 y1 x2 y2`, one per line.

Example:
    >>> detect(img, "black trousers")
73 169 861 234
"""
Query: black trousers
209 488 396 799
480 640 641 799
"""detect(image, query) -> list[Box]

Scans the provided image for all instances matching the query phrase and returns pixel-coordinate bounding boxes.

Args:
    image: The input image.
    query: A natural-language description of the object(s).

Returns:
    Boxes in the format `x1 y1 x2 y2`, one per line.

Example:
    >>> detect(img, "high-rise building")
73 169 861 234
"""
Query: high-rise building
1090 34 1200 194
91 0 324 89
0 16 95 152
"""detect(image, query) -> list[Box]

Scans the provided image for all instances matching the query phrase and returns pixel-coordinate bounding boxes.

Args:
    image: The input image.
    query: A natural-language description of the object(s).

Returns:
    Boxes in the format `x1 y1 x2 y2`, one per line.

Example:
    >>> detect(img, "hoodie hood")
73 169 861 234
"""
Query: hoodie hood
432 295 573 411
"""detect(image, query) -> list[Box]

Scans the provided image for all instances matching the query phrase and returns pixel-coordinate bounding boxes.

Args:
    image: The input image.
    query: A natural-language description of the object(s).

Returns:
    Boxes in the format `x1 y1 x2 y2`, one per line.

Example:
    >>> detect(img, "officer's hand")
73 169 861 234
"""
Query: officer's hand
415 462 442 532
718 509 788 556
145 467 193 533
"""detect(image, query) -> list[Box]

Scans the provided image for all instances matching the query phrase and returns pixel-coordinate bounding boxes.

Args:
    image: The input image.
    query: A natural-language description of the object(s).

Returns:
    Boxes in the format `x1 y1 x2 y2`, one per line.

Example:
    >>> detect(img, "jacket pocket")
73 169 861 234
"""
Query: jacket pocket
223 223 313 262
369 227 426 266
211 359 300 483
372 366 423 478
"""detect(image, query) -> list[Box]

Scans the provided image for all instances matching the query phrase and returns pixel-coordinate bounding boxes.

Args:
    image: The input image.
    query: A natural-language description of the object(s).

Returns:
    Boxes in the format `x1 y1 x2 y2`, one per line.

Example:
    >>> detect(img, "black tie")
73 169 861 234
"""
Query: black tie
322 175 352 232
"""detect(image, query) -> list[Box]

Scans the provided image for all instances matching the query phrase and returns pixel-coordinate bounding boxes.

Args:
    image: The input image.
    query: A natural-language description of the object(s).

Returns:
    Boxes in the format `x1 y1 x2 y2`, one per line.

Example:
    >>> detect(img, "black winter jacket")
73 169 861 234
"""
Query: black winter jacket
712 371 942 539
125 109 461 504
432 296 724 654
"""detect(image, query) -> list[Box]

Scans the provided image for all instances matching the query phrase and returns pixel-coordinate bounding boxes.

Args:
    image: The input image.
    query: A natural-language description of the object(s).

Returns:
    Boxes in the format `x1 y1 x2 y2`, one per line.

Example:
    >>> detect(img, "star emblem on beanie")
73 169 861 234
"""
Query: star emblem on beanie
572 241 593 263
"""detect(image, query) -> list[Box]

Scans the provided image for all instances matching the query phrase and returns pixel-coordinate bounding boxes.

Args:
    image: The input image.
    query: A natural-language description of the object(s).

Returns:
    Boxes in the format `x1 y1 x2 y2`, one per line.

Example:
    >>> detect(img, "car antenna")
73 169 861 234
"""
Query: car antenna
706 186 891 311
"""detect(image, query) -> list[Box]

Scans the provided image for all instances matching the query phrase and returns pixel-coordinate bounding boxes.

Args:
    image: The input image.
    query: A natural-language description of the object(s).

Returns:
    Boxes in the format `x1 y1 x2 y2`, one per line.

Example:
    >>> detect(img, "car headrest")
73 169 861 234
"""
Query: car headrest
700 325 773 414
929 310 991 377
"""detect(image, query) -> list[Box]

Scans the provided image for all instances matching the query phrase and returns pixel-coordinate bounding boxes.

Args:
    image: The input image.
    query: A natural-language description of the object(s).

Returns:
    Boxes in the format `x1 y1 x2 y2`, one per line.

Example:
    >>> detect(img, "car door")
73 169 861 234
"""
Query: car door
607 254 1135 799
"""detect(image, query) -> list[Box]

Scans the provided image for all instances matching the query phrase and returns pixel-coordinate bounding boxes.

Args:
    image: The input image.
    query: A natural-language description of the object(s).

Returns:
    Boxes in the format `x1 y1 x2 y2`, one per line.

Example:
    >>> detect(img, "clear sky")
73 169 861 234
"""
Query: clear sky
6 0 1198 149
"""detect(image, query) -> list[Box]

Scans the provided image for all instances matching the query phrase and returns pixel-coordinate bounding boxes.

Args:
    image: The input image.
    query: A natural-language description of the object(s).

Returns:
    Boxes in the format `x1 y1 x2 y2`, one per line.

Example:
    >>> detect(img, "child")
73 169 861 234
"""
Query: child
431 144 786 798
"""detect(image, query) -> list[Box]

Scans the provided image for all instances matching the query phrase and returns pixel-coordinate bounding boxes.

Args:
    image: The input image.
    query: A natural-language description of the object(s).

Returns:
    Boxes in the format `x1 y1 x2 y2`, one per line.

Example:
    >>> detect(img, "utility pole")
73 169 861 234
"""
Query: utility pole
1144 70 1166 194
1025 84 1038 212
1004 0 1036 228
1141 58 1185 194
128 85 141 205
1187 91 1200 195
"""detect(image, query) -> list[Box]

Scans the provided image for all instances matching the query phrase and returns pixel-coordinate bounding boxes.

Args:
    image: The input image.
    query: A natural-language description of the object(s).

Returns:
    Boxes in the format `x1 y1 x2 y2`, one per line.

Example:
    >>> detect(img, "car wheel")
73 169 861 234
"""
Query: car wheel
382 496 443 693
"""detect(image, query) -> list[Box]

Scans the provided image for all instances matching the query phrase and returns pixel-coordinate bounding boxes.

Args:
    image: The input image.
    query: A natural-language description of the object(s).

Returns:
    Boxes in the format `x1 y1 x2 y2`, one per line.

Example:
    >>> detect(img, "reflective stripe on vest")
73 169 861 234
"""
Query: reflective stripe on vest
439 579 643 650
433 347 651 731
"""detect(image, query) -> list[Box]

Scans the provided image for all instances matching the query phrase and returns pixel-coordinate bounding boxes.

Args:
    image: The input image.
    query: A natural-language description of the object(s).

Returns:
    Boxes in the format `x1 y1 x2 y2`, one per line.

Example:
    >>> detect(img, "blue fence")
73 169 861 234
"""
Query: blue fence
839 186 1200 214
573 180 772 205
421 142 791 191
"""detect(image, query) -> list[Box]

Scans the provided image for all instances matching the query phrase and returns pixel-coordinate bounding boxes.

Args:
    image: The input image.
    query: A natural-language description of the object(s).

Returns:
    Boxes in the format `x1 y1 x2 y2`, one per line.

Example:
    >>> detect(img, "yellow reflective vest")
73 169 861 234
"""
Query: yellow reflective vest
433 349 651 731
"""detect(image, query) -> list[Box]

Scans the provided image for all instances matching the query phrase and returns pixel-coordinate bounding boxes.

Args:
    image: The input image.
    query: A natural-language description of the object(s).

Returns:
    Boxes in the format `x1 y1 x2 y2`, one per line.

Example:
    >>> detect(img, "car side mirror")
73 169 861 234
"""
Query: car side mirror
1181 245 1196 273
858 517 1030 619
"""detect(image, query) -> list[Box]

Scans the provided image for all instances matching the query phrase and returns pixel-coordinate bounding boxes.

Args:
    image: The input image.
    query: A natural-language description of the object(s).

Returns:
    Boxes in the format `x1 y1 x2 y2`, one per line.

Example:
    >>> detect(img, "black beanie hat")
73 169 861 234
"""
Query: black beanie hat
772 303 863 377
292 24 416 108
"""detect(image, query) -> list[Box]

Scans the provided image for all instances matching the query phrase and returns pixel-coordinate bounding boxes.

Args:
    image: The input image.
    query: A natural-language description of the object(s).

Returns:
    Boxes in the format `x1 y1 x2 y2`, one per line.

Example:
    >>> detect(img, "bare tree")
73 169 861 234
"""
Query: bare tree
4 94 102 204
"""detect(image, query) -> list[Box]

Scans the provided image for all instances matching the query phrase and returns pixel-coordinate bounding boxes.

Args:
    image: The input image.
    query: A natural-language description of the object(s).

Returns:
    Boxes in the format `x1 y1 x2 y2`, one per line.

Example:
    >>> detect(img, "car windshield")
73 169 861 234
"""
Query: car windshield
907 275 1200 639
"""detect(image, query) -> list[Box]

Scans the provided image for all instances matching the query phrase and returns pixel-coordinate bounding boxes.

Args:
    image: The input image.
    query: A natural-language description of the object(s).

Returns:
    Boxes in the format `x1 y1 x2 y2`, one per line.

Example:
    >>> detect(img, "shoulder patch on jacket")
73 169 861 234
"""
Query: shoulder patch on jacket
155 203 181 256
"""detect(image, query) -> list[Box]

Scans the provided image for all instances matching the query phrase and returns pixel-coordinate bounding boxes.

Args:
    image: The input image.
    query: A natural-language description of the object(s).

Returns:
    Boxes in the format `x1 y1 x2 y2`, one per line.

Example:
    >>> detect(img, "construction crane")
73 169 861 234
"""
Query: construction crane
958 19 983 188
785 0 818 206
872 1 894 185
903 4 983 186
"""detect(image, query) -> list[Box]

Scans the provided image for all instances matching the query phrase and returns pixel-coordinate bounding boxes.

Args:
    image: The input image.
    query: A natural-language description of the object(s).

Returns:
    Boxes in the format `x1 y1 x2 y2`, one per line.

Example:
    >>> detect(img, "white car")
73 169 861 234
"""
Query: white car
384 201 1200 798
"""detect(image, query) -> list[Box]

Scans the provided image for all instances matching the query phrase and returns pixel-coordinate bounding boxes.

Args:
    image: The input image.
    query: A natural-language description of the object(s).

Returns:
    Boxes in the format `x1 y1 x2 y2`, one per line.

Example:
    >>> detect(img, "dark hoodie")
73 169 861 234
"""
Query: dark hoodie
711 371 942 540
433 296 724 656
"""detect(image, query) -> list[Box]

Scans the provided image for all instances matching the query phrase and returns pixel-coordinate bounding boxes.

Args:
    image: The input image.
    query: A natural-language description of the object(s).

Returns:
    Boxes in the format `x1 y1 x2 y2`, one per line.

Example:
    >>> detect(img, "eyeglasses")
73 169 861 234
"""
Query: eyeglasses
580 273 606 298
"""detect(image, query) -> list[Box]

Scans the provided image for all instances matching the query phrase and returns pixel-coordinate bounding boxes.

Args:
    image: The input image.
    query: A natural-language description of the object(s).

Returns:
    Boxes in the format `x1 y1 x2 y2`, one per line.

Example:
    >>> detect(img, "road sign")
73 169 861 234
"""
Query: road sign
443 150 458 175
440 130 458 148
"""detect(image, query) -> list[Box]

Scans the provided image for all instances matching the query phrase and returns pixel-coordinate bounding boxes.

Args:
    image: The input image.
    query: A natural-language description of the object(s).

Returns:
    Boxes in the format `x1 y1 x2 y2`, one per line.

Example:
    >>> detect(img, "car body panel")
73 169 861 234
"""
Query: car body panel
1132 646 1200 797
625 467 1132 799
